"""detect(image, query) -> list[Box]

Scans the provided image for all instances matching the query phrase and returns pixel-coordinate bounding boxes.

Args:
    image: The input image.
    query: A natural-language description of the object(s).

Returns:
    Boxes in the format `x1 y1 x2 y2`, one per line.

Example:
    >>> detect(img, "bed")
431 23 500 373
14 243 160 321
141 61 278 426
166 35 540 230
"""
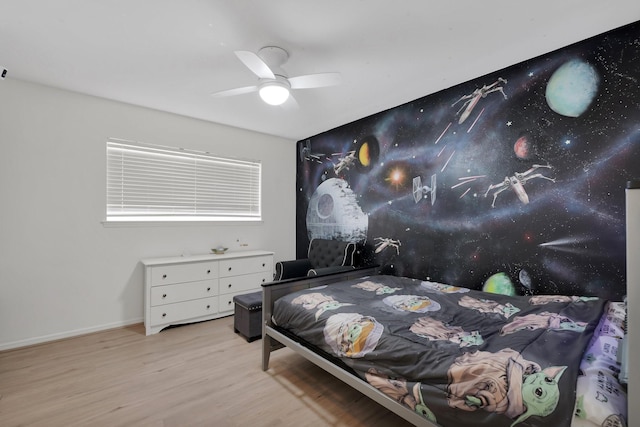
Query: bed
261 269 627 427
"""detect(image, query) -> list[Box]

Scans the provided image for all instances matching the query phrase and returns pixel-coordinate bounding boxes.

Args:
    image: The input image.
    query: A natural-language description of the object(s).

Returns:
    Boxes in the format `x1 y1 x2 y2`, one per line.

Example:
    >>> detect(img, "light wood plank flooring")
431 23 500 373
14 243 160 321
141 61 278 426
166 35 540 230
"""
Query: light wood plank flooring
0 316 412 426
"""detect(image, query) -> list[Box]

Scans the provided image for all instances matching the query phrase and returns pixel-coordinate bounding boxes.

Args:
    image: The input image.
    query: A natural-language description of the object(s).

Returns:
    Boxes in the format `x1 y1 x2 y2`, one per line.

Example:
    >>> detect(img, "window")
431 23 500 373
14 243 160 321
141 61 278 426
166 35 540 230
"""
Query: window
106 138 261 222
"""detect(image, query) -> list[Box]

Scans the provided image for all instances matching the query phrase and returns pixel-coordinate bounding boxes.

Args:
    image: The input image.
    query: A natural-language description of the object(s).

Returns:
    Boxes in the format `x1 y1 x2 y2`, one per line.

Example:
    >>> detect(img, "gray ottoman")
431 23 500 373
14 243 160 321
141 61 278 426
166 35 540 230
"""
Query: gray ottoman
233 291 262 342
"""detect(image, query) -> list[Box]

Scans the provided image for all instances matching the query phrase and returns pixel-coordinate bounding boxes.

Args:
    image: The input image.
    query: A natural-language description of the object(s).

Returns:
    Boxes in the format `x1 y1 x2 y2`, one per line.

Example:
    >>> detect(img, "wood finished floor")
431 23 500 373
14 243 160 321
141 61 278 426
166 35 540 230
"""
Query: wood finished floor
0 316 412 426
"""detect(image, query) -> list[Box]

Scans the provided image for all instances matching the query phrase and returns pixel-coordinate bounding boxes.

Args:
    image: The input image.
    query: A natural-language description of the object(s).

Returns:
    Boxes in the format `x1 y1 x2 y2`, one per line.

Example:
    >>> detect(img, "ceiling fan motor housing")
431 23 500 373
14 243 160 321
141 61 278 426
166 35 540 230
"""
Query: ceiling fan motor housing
257 46 290 72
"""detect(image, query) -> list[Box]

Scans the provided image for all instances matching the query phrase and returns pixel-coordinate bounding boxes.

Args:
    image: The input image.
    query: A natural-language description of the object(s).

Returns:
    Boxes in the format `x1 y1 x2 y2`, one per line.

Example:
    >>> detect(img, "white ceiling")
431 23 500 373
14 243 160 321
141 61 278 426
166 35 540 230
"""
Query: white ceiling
1 1 639 141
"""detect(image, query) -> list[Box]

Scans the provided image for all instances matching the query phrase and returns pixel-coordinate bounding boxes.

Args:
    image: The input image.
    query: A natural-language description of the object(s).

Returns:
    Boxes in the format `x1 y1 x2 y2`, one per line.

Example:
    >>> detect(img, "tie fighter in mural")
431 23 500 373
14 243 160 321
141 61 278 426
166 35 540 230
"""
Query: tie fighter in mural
413 174 437 205
374 237 401 255
484 164 556 208
299 140 325 163
452 77 508 124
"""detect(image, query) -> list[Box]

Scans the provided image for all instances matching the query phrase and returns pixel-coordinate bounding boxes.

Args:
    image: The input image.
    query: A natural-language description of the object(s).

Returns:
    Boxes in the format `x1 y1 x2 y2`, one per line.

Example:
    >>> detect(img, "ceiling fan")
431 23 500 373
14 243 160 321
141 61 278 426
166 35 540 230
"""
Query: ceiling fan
211 46 341 106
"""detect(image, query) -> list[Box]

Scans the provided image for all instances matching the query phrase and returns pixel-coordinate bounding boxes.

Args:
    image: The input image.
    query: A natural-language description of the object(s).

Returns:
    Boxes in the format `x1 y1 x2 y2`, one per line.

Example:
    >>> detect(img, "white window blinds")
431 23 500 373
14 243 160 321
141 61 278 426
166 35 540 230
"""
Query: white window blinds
106 139 261 221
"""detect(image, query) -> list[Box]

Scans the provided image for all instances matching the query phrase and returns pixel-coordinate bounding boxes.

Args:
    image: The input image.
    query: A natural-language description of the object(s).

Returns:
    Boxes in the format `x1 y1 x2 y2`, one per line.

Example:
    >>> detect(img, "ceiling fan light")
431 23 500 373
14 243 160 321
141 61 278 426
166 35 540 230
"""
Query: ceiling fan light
259 83 290 105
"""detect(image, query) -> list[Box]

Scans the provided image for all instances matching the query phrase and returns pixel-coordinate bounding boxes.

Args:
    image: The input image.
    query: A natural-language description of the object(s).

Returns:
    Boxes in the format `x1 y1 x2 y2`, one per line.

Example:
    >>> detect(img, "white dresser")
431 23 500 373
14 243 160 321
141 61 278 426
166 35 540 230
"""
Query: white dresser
141 250 274 335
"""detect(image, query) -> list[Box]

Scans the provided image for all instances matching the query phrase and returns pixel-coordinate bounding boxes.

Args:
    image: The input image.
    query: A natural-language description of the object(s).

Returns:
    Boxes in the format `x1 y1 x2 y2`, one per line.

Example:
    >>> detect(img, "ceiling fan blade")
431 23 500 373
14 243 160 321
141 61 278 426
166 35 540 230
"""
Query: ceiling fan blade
235 51 275 80
280 94 300 110
210 85 258 98
288 72 341 89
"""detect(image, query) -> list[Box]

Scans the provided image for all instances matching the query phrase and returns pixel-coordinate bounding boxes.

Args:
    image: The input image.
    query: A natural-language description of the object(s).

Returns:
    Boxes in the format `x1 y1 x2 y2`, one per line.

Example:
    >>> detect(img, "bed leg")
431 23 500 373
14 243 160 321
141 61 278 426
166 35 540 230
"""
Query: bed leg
262 334 271 371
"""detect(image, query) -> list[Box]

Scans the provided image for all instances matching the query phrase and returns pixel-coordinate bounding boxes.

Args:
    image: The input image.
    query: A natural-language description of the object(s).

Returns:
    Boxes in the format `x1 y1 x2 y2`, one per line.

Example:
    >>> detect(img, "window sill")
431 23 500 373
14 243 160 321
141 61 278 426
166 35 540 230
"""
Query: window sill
101 219 263 227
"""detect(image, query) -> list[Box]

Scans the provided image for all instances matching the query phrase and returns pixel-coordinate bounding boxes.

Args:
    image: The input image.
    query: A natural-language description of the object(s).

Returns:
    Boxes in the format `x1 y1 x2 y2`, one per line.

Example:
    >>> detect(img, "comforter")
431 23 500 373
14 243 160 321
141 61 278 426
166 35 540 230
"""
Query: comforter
272 275 606 427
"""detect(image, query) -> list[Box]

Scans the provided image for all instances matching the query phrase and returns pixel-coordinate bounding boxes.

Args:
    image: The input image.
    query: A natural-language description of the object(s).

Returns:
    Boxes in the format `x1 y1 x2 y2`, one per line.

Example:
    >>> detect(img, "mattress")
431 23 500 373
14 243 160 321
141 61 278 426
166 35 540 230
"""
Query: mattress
272 274 609 427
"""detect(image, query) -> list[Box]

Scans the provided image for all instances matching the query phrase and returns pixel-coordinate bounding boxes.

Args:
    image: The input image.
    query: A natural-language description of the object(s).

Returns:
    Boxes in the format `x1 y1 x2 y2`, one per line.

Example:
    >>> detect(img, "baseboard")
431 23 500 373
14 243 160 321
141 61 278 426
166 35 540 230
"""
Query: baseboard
0 317 144 351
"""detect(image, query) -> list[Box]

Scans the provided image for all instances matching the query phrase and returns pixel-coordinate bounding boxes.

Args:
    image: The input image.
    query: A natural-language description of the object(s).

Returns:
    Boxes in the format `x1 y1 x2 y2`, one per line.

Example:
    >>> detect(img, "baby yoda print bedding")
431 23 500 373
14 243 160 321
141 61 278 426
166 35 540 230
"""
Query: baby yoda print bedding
271 275 607 427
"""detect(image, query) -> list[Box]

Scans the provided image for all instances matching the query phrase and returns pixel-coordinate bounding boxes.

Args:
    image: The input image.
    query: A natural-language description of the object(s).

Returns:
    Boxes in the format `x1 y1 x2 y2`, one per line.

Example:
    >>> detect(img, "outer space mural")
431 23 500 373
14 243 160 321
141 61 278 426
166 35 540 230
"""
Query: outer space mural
296 21 640 301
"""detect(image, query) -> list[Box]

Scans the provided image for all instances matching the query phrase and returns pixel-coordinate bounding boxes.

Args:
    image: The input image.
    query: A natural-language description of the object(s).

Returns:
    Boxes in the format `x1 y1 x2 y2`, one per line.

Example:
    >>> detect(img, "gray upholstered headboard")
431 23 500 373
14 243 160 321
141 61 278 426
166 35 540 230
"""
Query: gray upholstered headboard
307 238 355 268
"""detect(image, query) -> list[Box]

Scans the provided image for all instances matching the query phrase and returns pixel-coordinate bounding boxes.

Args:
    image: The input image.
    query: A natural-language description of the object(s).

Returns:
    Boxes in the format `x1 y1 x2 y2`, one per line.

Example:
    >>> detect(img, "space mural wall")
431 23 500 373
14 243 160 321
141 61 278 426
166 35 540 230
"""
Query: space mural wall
296 21 640 300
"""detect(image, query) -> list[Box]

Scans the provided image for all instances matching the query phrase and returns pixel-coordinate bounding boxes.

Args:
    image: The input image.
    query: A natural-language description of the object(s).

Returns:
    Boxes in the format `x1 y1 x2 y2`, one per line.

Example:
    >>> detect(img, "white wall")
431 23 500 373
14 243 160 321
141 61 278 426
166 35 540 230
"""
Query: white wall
0 79 296 350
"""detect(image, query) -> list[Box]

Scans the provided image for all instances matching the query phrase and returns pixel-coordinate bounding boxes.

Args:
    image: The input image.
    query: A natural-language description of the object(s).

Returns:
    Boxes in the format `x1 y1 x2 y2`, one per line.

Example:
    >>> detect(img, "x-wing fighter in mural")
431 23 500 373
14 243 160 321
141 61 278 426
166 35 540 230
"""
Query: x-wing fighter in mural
484 164 556 208
331 151 357 175
374 237 401 255
452 77 508 124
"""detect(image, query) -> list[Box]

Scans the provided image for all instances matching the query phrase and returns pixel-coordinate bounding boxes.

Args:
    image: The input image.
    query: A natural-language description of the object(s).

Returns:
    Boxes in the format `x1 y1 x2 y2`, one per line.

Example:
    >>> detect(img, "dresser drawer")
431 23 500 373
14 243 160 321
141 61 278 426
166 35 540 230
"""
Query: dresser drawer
150 261 219 286
150 280 218 306
218 292 237 315
219 255 272 277
219 271 270 295
220 290 264 315
149 297 219 326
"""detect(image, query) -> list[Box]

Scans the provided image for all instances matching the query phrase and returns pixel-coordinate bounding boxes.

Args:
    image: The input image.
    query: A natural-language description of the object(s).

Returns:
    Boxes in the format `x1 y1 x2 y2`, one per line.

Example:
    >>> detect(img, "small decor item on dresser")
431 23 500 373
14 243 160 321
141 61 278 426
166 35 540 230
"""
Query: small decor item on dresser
211 246 228 255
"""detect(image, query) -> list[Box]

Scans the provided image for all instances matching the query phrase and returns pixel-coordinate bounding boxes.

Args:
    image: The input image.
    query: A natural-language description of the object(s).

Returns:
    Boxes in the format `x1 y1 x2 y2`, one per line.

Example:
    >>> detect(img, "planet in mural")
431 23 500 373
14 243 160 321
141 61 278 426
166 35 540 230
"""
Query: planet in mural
545 59 600 117
355 135 380 172
306 177 368 242
519 268 532 290
514 135 531 159
483 272 516 296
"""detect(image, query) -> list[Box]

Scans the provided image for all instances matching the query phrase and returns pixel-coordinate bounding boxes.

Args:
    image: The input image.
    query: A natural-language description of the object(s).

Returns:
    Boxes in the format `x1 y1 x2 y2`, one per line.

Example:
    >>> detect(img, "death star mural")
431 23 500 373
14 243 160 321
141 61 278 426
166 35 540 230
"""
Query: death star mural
306 178 368 242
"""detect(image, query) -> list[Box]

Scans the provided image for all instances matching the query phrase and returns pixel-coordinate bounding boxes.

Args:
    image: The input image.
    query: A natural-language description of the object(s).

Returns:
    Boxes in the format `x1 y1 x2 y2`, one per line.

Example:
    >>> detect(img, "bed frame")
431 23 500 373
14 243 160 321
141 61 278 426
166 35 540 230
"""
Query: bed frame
261 266 438 427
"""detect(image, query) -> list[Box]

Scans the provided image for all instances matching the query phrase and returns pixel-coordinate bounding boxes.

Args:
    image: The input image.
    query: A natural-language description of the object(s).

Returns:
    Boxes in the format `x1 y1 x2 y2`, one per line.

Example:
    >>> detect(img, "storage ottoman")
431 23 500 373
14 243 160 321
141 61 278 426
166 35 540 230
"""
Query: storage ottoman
233 291 262 342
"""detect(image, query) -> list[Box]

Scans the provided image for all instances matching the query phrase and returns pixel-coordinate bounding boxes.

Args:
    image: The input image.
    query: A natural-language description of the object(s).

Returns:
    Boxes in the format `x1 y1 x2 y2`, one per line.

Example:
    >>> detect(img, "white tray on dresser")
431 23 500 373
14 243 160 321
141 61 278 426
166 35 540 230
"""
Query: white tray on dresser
141 250 274 335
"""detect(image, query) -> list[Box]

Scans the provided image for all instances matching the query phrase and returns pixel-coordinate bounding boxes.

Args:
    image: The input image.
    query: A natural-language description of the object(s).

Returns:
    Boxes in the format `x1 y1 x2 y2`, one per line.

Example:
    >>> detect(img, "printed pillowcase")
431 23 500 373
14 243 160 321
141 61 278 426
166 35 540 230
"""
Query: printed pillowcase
572 302 627 427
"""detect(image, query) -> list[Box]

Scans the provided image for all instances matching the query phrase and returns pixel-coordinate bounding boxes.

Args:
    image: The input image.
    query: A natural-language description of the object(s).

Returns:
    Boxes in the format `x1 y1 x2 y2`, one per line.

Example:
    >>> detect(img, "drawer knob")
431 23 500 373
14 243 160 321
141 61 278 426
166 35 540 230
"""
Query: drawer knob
262 278 266 283
207 269 211 274
206 305 211 309
227 284 232 288
228 267 232 271
207 287 211 292
162 274 167 279
262 263 265 267
162 293 167 298
228 301 232 305
162 313 167 318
